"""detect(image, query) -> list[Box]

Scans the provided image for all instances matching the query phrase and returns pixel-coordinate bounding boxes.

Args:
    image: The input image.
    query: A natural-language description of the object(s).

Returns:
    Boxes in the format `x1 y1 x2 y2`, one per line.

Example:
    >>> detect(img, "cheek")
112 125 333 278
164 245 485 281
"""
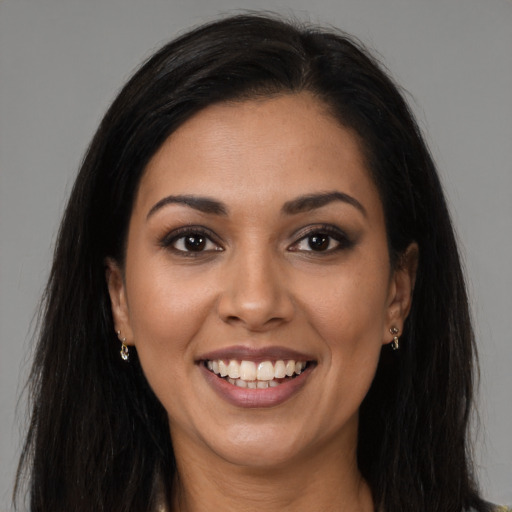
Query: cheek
123 270 219 430
298 255 391 353
296 251 390 413
123 256 215 382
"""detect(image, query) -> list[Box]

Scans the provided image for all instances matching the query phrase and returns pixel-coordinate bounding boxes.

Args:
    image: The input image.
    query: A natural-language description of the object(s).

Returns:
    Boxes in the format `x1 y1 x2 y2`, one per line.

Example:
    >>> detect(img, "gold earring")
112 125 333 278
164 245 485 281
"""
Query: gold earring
117 330 129 361
390 326 400 351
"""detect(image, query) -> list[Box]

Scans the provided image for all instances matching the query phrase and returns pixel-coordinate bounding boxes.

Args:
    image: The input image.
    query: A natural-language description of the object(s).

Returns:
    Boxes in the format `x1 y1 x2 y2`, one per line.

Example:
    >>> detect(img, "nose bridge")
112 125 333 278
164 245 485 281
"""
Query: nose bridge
217 237 293 329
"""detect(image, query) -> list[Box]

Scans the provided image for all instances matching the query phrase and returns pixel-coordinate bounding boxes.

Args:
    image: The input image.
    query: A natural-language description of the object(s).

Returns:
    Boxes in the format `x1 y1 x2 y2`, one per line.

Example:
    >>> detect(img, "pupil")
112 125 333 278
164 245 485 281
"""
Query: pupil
308 234 329 251
185 235 206 251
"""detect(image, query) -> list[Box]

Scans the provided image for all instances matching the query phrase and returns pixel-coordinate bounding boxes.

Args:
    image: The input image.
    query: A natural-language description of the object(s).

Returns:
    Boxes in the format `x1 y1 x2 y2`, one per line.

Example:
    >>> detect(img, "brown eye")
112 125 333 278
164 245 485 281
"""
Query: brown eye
164 229 222 253
183 234 207 251
290 226 353 254
307 234 330 251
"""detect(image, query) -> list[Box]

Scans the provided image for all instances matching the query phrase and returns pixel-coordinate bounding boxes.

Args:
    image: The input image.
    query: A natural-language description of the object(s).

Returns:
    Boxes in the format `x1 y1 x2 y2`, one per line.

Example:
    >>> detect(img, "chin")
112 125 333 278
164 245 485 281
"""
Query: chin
205 424 309 469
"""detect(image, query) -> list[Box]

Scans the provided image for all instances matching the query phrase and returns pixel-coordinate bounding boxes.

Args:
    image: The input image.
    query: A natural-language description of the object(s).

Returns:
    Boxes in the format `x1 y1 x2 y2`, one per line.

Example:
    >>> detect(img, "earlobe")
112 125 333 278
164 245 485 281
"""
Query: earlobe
105 258 134 345
384 242 419 345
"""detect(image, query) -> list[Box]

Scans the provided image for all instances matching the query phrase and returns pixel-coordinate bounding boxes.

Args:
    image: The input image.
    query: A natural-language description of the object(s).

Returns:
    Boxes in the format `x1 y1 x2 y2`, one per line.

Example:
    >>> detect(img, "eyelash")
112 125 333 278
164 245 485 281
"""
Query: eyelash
289 224 353 254
159 224 353 256
159 226 223 256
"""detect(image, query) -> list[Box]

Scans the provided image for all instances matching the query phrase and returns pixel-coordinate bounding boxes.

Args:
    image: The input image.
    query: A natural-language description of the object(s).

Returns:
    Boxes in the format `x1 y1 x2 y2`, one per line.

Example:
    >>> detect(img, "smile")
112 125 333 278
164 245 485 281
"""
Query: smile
199 346 316 407
205 359 308 388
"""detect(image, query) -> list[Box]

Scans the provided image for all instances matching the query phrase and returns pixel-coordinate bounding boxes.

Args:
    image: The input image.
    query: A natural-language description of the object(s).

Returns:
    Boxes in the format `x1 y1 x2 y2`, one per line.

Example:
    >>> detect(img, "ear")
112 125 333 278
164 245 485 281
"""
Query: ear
383 242 419 345
105 258 134 345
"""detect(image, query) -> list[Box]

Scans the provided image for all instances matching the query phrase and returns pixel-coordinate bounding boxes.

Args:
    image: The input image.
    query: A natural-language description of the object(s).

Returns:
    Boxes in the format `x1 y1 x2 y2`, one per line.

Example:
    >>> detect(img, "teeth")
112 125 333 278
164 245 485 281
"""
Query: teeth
274 360 286 379
223 377 285 388
240 361 256 380
227 360 240 379
218 360 228 377
257 361 274 381
285 360 295 376
206 358 309 387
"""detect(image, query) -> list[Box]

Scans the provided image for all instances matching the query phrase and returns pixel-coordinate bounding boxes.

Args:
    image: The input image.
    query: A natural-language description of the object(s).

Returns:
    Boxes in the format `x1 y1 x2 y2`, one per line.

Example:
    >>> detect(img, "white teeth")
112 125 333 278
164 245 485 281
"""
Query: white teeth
257 361 274 381
226 378 283 388
218 360 228 377
285 360 295 376
240 360 257 381
227 360 240 379
274 360 286 379
206 358 310 387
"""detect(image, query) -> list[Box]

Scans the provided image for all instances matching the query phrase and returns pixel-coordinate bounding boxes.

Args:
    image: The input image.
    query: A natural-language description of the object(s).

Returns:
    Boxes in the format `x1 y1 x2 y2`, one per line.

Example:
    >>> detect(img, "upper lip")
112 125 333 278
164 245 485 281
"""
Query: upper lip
198 345 315 363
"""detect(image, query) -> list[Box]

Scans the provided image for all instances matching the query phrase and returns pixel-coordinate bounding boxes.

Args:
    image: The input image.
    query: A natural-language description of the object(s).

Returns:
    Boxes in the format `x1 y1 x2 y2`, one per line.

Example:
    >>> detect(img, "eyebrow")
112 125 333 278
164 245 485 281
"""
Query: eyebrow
282 191 367 217
146 195 228 219
146 190 366 220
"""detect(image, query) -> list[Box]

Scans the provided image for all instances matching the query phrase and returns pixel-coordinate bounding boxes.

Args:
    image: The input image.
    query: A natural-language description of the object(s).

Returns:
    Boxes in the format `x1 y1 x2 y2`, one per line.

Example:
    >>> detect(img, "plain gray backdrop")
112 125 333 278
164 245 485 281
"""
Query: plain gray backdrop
1 0 511 510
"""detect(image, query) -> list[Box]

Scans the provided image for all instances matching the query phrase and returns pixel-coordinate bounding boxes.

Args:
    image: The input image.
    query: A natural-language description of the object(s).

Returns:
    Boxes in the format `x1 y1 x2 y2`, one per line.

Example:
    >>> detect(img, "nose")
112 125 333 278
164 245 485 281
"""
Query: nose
217 245 295 331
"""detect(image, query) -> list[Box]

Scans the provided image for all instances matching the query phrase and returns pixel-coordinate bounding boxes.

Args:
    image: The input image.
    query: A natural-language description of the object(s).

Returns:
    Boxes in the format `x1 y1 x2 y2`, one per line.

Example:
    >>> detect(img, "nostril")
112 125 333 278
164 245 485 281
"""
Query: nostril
215 257 295 330
217 292 295 331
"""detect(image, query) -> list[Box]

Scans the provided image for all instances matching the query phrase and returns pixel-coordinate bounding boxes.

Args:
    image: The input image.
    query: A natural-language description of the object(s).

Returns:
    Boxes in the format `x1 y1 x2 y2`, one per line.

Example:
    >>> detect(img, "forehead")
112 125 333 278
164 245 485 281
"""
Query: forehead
135 93 381 217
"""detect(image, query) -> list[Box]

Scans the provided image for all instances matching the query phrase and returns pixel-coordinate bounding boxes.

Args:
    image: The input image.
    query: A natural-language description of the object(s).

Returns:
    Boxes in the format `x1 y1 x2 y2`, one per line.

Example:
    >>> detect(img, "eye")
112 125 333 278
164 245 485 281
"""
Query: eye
173 233 218 252
289 225 352 253
161 227 223 254
295 233 338 252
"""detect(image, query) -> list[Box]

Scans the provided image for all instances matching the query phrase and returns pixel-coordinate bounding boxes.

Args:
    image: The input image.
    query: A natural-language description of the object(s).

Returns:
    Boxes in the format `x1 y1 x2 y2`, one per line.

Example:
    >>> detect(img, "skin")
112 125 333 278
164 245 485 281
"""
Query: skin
107 93 417 512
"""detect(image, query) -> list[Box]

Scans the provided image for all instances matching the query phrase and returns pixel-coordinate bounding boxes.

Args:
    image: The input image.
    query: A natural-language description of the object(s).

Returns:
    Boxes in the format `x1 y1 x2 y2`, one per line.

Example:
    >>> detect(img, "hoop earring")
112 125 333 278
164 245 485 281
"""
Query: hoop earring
117 330 129 361
390 326 400 351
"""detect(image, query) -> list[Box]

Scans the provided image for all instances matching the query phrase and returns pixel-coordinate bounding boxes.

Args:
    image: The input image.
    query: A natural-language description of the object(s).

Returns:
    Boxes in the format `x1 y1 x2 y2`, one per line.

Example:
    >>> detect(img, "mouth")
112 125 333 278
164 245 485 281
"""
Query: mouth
204 359 312 389
198 346 316 407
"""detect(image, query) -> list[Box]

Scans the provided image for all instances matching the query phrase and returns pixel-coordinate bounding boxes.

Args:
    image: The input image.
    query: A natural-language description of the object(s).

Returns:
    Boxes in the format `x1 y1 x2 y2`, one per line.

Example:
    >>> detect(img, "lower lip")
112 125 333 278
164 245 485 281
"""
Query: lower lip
200 363 313 408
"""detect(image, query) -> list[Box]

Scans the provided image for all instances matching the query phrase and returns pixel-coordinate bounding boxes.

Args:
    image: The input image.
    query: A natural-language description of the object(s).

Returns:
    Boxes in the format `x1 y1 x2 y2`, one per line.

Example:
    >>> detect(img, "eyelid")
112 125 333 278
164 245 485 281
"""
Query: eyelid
288 224 353 252
159 225 224 253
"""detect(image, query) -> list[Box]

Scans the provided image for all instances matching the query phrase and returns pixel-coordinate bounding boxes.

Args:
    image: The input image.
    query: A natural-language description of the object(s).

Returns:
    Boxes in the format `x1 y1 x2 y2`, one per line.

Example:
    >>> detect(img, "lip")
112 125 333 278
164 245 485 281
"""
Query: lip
198 345 315 363
198 345 316 408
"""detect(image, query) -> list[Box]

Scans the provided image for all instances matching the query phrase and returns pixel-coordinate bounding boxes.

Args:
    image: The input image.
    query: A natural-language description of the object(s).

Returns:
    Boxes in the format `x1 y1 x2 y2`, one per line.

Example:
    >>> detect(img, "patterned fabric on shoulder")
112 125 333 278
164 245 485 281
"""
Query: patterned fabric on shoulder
469 504 512 512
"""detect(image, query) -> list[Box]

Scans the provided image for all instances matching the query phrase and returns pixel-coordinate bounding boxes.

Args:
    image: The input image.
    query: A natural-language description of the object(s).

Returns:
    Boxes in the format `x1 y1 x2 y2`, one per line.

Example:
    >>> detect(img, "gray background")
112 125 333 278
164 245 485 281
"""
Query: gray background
1 0 511 509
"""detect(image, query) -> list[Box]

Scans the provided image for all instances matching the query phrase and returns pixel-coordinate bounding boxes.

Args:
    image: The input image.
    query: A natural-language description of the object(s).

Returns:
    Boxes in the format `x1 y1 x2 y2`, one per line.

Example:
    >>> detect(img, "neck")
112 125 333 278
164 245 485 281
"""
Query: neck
169 426 373 512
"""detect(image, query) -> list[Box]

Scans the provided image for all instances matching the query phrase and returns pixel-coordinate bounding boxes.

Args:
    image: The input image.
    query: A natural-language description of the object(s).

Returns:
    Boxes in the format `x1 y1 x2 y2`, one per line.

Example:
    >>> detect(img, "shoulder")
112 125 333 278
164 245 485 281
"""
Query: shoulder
467 506 512 512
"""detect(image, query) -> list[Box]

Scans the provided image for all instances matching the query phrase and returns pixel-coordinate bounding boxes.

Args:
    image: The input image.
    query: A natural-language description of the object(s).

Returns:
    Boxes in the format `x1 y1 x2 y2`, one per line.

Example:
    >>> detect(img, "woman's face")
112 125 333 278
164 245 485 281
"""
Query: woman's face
108 93 415 469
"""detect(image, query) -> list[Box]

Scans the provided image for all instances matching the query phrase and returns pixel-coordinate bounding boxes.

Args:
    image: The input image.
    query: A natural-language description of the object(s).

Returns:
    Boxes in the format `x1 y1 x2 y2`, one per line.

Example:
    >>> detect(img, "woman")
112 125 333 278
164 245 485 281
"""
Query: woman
14 13 506 512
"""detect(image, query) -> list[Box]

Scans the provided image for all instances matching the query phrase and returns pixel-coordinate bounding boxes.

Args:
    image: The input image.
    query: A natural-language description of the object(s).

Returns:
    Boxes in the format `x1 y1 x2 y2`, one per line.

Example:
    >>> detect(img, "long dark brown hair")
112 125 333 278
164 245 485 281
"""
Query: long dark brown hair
15 13 489 512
